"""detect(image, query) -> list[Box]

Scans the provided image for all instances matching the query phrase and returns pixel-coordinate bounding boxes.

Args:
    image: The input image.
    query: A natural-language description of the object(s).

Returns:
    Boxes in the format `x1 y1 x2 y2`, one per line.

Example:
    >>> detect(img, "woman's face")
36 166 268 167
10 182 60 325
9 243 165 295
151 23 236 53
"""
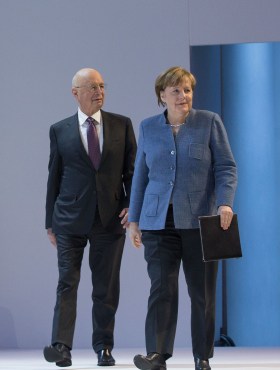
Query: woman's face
160 76 193 119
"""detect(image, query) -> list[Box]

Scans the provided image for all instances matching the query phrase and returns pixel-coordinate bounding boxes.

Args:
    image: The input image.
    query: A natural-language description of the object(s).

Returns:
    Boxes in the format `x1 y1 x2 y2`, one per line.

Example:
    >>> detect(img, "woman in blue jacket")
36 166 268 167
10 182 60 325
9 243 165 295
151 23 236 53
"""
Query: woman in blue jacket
128 66 237 370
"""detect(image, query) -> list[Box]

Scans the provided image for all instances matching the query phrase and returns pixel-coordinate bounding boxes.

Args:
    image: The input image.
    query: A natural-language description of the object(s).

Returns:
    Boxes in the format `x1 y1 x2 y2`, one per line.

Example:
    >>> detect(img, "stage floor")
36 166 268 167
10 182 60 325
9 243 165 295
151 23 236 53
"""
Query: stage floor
0 347 279 370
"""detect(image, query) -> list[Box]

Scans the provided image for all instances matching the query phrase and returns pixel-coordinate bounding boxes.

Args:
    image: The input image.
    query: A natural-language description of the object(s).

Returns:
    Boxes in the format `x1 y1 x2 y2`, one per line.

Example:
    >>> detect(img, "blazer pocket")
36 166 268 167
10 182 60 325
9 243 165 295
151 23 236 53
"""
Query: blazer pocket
144 194 159 217
56 194 80 207
188 191 208 215
189 143 204 160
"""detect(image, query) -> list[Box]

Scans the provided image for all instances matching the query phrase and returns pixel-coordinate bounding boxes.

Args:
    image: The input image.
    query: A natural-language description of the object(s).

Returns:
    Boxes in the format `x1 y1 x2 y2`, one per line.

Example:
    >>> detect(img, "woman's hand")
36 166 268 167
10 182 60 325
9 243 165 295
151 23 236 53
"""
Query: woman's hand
218 205 233 230
129 222 142 248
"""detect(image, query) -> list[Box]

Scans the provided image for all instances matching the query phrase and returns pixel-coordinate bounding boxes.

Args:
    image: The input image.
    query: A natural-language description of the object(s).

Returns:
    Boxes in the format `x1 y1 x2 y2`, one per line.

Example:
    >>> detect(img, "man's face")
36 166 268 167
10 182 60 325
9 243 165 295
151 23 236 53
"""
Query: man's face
72 70 105 116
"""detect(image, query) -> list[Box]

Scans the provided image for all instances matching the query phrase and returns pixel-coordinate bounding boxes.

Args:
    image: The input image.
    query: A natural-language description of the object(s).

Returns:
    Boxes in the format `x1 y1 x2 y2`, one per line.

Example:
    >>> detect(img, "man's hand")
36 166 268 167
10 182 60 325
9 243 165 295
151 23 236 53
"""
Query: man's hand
47 228 57 247
119 208 129 228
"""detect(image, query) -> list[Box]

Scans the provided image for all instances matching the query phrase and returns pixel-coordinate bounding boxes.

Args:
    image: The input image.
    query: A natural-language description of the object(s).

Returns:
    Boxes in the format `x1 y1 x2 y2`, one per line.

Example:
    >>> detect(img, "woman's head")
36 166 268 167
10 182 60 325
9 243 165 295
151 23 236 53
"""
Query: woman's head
155 66 196 107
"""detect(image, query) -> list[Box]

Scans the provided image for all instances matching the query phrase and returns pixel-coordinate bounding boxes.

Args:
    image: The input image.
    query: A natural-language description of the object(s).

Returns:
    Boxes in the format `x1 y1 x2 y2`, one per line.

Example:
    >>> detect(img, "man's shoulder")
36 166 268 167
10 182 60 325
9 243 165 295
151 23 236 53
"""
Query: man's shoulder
51 113 78 129
101 110 131 123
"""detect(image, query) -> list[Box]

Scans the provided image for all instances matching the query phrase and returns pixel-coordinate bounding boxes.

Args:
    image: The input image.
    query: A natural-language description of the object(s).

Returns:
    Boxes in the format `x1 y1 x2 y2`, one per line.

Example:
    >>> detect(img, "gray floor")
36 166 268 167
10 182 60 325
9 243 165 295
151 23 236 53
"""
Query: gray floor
0 347 279 370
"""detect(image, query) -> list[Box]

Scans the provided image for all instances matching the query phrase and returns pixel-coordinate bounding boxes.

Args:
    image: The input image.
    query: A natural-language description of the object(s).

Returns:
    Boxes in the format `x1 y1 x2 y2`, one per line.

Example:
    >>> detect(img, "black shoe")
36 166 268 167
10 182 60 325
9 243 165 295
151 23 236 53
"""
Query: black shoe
97 349 115 366
133 353 166 370
194 357 211 370
44 343 72 367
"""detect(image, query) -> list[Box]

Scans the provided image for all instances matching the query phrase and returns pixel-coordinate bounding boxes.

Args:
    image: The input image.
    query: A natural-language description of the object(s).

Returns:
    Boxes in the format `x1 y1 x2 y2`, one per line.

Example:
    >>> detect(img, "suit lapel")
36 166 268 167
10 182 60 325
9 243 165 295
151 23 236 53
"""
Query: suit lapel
66 113 93 167
100 110 118 164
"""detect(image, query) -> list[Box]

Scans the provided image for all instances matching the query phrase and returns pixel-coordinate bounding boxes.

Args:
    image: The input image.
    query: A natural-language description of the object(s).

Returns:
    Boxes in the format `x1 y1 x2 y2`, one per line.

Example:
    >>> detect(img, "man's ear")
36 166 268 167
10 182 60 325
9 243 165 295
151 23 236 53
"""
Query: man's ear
72 87 78 98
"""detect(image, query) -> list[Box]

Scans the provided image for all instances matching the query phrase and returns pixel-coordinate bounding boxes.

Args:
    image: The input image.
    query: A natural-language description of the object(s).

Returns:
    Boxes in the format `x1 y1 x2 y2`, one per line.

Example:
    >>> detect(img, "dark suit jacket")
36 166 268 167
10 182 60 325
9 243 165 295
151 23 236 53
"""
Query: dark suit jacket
45 110 137 235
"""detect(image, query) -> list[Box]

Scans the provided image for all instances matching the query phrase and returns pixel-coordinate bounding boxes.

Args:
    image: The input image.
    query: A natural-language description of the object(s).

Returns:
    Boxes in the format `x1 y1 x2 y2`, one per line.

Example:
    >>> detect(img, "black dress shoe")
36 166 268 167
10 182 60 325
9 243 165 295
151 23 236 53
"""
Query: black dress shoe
194 357 211 370
97 349 115 366
43 343 72 367
133 353 166 370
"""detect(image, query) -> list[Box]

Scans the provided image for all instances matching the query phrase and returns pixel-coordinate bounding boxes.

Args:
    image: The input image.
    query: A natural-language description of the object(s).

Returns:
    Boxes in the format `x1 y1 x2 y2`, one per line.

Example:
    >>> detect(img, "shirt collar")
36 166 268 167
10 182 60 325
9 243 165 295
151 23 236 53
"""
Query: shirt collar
78 108 102 127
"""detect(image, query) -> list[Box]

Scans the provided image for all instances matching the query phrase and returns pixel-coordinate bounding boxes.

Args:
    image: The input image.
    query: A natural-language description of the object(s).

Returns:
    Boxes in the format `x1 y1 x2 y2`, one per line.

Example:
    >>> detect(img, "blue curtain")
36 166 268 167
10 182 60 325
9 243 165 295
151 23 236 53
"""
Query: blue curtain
191 42 280 346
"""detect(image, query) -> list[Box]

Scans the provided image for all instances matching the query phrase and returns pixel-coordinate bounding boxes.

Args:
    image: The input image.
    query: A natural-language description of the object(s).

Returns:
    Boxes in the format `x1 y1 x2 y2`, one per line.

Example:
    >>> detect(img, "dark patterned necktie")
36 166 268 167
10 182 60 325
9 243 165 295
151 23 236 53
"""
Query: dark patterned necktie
86 117 101 170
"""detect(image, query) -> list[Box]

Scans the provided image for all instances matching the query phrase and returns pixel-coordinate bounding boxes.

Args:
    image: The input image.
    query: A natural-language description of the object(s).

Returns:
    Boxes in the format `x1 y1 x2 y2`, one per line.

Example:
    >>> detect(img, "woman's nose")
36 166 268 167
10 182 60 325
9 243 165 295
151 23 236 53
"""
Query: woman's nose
179 90 186 98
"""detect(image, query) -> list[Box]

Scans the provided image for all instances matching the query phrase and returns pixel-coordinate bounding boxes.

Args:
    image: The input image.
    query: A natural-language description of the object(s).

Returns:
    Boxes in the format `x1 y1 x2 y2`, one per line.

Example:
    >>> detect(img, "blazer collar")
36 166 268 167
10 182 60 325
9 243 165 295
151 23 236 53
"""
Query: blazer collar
161 108 195 125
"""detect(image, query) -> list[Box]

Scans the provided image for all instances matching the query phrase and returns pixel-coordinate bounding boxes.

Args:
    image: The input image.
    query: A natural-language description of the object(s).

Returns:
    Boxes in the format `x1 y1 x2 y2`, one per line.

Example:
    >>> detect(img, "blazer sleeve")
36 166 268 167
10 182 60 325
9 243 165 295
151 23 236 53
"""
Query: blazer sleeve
210 113 237 208
128 122 149 222
45 125 62 229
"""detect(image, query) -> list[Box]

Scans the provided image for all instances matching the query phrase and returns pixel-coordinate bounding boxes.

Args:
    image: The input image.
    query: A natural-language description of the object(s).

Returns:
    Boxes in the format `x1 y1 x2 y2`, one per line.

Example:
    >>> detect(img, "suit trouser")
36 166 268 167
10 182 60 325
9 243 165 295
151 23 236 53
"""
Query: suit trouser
142 206 218 360
51 210 125 352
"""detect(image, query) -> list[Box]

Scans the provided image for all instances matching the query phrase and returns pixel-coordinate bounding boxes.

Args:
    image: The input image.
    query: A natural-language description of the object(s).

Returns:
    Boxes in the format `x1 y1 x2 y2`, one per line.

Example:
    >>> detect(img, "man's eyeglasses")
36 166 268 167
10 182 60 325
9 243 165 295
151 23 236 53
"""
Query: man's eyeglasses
74 83 106 92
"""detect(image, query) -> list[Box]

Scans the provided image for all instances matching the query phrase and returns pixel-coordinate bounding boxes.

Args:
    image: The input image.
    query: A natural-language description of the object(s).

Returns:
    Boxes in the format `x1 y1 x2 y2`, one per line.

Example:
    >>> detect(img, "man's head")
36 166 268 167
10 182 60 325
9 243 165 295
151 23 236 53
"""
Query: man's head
72 68 105 116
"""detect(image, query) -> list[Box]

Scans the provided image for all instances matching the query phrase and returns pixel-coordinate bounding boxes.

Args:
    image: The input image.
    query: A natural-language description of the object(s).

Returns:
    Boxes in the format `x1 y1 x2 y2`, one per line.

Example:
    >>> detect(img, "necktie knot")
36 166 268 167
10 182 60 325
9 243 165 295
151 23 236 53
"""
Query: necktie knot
87 116 97 126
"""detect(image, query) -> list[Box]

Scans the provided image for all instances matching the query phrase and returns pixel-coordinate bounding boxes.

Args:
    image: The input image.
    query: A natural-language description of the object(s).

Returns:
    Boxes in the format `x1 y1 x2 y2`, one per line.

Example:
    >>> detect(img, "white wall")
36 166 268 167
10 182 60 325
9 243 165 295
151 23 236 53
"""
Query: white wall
188 0 280 45
0 0 190 349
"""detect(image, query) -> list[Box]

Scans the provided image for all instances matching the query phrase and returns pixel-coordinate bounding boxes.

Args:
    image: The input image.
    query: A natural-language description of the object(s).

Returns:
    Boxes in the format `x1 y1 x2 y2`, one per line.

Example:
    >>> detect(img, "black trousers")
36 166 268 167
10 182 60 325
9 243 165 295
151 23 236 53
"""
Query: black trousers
142 206 218 360
51 209 125 352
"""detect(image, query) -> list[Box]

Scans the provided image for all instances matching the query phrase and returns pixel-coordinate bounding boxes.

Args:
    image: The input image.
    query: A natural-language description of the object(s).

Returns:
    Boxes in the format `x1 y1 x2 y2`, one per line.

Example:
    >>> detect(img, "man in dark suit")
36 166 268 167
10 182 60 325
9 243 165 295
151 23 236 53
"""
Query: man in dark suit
43 68 137 367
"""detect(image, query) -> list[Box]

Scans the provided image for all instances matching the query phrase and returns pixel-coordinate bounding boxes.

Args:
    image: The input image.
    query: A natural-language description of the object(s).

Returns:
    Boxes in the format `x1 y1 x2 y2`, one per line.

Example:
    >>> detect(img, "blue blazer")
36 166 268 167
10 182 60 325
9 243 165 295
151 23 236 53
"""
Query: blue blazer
128 109 237 230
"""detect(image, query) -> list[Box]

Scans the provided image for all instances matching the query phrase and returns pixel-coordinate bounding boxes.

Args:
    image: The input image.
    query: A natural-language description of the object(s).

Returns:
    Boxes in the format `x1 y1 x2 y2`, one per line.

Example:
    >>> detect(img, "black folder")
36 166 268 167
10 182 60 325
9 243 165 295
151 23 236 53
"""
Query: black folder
198 214 242 262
